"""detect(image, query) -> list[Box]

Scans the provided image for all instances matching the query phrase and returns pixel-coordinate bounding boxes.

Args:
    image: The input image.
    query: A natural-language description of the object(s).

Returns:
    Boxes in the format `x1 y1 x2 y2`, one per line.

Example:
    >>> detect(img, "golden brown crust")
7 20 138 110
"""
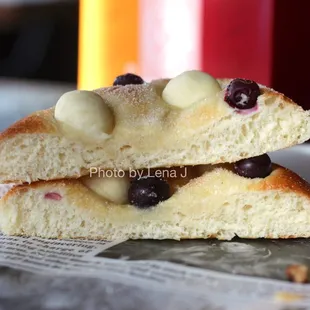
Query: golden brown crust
264 89 296 106
250 164 310 199
0 109 57 141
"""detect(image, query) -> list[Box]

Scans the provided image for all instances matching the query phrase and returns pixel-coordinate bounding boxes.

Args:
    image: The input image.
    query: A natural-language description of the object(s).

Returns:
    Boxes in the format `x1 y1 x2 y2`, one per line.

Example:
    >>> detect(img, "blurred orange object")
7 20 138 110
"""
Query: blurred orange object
78 0 203 88
78 0 139 90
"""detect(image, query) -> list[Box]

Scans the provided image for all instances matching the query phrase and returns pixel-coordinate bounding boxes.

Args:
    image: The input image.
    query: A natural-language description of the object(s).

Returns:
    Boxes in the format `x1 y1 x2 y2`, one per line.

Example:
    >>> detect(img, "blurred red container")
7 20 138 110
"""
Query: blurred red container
201 0 310 110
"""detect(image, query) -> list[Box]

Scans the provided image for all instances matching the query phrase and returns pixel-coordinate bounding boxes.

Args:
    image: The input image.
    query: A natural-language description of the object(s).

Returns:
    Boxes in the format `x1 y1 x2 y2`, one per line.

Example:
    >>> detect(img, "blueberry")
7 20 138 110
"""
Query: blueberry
128 176 170 208
224 78 260 110
234 154 272 179
113 73 144 86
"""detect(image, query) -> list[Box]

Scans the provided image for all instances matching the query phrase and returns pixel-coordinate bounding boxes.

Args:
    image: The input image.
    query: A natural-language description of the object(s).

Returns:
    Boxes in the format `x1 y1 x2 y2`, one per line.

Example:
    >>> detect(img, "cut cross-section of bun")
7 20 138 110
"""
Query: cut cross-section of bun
0 71 309 183
1 163 310 240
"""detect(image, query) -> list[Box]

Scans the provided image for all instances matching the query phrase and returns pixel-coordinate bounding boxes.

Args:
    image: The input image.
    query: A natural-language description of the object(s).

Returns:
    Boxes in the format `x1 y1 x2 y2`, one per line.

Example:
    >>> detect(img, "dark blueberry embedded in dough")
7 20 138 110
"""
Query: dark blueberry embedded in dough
128 176 170 208
233 154 272 178
224 78 260 110
113 73 144 86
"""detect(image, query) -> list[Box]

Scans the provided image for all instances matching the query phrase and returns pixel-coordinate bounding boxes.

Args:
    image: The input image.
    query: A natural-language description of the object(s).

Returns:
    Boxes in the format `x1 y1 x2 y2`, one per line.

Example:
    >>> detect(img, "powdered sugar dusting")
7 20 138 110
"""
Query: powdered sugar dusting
94 82 170 125
95 83 158 108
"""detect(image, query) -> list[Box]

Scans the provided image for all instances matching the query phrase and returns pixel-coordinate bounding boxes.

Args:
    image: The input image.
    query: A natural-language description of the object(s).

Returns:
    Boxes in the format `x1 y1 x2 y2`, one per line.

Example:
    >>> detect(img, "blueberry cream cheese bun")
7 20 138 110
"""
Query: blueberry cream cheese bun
1 70 310 241
1 154 310 240
0 71 309 183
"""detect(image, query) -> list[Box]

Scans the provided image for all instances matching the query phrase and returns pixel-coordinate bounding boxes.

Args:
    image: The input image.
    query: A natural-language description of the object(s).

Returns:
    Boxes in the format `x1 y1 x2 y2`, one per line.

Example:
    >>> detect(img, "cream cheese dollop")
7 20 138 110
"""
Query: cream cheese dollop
162 70 221 109
55 90 114 143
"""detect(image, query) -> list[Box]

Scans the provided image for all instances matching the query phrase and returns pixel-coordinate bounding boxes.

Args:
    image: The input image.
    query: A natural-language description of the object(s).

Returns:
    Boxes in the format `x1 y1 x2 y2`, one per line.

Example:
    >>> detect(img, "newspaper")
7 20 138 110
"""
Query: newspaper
0 186 310 309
